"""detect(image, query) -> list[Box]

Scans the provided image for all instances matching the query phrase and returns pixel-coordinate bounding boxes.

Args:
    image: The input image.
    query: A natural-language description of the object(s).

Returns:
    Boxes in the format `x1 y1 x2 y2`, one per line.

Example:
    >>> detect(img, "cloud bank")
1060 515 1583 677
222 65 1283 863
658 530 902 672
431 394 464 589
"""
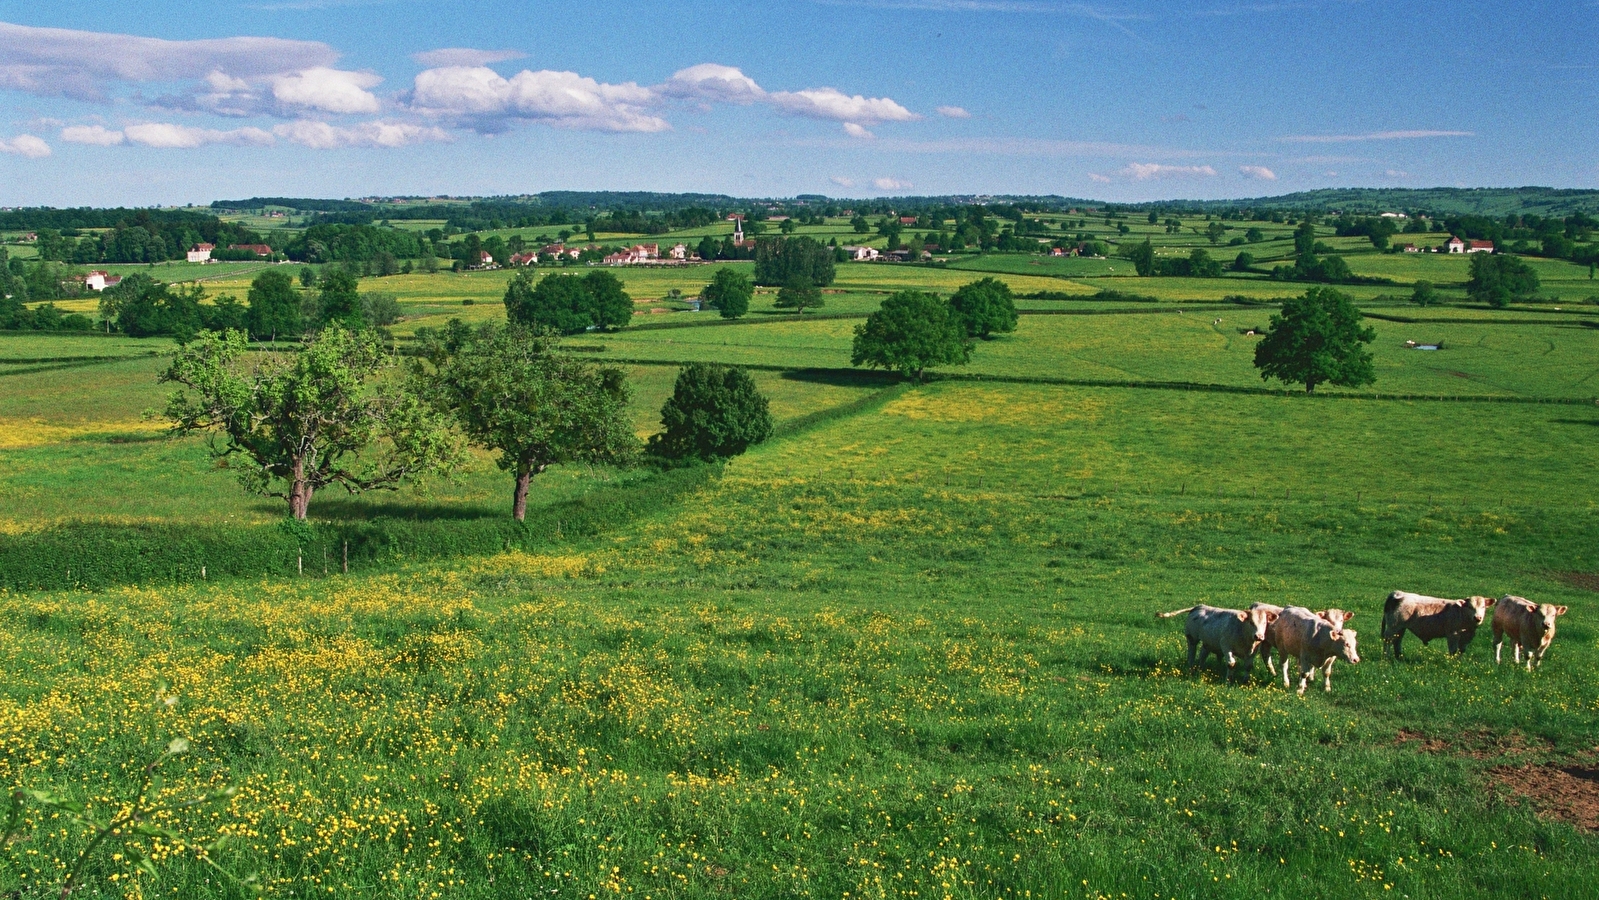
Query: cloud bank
1 21 920 151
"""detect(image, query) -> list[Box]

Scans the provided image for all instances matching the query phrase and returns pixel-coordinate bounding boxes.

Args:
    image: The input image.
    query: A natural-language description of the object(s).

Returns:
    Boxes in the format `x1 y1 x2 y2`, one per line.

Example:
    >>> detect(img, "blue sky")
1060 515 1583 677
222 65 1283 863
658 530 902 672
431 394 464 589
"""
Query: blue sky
0 0 1593 207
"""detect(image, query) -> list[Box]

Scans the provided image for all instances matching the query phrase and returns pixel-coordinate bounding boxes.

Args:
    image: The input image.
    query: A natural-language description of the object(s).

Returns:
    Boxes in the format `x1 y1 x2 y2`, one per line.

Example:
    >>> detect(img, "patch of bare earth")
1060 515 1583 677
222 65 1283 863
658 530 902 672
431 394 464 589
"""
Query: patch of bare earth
1553 571 1599 594
1490 765 1599 833
1396 728 1599 832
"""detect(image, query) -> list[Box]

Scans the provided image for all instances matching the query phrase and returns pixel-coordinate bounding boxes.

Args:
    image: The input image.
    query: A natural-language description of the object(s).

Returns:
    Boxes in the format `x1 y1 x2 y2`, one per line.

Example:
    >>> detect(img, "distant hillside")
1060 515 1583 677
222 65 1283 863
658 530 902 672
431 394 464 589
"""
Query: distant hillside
1148 187 1599 217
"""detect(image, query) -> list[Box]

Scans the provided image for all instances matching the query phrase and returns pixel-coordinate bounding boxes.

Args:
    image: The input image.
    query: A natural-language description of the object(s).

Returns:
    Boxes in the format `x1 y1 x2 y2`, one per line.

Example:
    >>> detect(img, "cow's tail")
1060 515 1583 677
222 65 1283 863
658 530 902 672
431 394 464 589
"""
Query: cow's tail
1156 607 1195 619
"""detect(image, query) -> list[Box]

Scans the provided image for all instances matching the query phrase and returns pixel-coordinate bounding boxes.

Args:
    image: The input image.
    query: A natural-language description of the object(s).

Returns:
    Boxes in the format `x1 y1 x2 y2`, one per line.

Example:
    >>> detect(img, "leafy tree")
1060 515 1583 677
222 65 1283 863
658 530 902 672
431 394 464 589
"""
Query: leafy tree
1245 227 1265 243
753 237 836 287
361 292 403 327
851 215 870 234
647 363 773 462
246 269 302 341
1466 252 1540 308
416 322 637 521
702 267 752 319
948 277 1018 339
774 274 825 314
583 270 634 329
1410 279 1440 307
1206 221 1227 244
696 235 720 262
1293 220 1318 256
1252 287 1376 394
505 272 589 334
1123 239 1156 276
1232 251 1256 272
1187 248 1223 277
160 326 460 519
851 290 971 382
299 267 316 288
317 268 365 330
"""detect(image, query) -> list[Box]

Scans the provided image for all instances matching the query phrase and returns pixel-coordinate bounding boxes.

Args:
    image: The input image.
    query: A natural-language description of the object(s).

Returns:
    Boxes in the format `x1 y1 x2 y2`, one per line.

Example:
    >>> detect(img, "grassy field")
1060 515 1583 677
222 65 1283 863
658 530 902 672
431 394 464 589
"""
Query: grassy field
2 212 1596 898
0 379 1594 898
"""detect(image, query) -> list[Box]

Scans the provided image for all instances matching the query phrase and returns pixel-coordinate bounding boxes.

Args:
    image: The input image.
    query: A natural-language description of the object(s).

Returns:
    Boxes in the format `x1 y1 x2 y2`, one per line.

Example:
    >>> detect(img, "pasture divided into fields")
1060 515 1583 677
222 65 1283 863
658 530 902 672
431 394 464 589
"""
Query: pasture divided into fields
1 239 1597 898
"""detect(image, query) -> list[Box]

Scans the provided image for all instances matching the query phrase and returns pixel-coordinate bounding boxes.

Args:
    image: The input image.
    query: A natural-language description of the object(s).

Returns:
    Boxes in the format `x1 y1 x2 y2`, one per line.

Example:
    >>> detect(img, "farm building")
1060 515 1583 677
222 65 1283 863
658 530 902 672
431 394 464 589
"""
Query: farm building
82 271 122 291
186 243 213 263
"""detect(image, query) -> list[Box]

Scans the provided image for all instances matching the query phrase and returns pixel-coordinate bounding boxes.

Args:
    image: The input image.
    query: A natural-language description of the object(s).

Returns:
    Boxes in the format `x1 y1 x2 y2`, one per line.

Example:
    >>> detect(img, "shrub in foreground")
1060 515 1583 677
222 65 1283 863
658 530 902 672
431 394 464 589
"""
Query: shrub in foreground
648 363 773 462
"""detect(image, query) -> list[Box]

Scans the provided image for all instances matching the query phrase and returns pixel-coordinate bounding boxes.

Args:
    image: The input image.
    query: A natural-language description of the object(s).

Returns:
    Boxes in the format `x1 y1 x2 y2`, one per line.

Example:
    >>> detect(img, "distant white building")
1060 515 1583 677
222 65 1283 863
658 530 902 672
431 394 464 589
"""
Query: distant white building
84 271 122 291
1445 237 1467 254
1467 240 1495 254
186 243 214 263
842 245 879 261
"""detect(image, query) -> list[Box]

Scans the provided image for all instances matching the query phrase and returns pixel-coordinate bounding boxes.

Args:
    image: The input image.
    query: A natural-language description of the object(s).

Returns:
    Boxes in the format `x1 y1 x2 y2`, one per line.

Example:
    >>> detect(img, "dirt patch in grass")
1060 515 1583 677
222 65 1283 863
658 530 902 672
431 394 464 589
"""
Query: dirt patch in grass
1490 764 1599 833
1394 727 1555 760
1553 571 1599 594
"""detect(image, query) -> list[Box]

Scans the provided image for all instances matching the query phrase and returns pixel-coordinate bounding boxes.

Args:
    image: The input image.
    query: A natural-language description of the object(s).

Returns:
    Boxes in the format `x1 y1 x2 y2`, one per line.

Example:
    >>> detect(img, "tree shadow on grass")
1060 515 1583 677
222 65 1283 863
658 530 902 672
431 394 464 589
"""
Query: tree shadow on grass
1550 418 1599 428
778 367 899 387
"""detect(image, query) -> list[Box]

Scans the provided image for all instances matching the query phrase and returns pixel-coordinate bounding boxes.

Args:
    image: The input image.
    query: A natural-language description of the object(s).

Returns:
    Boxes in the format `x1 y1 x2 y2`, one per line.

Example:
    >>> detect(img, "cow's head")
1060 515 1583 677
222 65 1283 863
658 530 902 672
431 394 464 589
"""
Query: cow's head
1536 604 1568 634
1332 629 1360 665
1239 608 1278 644
1317 609 1354 630
1465 595 1495 625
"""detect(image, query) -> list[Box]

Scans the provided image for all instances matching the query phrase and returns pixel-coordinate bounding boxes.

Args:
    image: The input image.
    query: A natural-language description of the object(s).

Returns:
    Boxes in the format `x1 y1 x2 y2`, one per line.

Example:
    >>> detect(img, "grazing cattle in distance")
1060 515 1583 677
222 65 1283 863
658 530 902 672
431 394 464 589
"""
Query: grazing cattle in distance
1269 607 1361 695
1381 591 1495 659
1492 595 1568 670
1250 603 1355 676
1158 604 1278 683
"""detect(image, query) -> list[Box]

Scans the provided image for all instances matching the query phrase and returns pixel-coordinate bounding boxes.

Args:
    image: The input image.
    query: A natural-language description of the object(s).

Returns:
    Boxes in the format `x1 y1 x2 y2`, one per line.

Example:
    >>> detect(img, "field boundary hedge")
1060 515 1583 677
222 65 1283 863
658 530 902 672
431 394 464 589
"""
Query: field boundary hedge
1361 311 1591 326
588 356 1599 406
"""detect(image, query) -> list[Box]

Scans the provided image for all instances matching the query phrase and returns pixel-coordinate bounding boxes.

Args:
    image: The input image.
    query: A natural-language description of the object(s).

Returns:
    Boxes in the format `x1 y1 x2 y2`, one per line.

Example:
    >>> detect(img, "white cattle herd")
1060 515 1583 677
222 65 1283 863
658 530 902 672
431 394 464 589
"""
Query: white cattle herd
1158 591 1569 694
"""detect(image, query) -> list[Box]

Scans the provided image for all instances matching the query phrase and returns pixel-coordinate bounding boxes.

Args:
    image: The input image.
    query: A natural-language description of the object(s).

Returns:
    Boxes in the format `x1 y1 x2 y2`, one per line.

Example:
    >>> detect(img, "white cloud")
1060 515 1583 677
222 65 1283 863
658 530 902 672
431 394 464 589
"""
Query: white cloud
843 122 876 139
1384 169 1409 177
660 63 765 104
0 133 50 158
0 21 336 101
1116 162 1218 181
410 48 525 68
271 67 382 115
1279 129 1473 143
830 176 856 188
1238 165 1277 180
1323 170 1338 177
768 87 916 124
872 177 912 191
1088 172 1111 183
410 66 668 132
123 122 275 149
60 124 125 145
935 105 971 118
273 119 451 149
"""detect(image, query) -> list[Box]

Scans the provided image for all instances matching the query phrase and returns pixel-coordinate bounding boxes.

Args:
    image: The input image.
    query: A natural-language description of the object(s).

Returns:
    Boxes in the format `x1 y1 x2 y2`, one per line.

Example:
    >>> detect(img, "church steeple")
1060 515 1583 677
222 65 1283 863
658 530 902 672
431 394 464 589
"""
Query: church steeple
733 218 744 243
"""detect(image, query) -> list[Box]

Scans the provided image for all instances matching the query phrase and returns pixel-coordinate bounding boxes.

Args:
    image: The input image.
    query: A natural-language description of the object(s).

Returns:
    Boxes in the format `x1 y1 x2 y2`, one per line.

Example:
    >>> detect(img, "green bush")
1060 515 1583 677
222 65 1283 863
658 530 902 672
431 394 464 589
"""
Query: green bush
647 363 773 462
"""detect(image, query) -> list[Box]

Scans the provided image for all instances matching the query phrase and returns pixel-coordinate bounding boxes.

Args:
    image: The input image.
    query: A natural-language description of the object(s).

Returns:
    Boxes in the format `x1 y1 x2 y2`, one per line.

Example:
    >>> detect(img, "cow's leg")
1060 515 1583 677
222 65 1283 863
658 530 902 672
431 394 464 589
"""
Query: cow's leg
1390 629 1404 660
1296 664 1311 697
1224 650 1237 683
1493 625 1504 665
1323 660 1335 693
1282 652 1293 690
1446 634 1458 655
1187 636 1199 670
1513 641 1522 665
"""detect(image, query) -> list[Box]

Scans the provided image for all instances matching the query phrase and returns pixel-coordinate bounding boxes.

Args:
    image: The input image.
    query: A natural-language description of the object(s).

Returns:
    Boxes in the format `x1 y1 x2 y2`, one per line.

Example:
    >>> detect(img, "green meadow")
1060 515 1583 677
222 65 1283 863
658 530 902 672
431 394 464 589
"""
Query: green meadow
2 215 1596 898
